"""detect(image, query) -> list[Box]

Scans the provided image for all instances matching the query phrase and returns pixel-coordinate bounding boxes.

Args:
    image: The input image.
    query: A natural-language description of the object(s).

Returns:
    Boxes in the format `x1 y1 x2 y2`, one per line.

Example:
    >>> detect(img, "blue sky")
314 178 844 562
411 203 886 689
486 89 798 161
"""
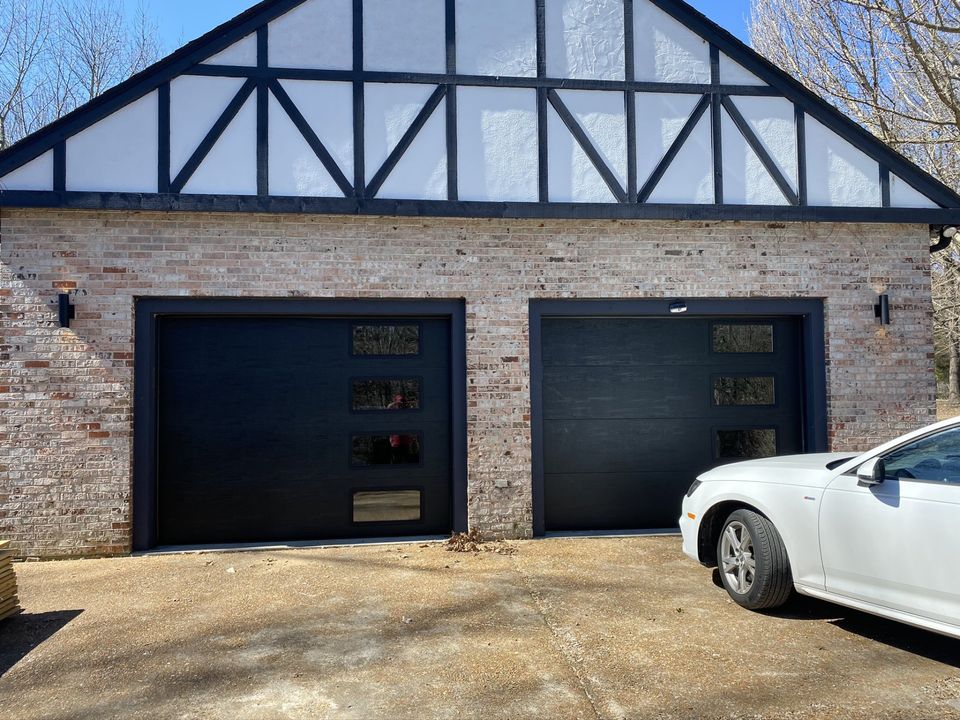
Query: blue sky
148 0 752 52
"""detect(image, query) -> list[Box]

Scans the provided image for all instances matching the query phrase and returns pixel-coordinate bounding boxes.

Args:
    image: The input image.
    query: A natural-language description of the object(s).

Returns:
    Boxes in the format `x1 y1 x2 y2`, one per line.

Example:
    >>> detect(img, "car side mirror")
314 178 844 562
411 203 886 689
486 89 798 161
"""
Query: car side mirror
857 457 886 486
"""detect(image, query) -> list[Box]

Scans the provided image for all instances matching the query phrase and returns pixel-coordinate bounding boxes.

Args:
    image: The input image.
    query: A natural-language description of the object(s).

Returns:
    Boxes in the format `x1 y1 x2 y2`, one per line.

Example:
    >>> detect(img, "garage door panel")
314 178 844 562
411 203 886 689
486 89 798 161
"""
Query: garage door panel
157 313 453 546
543 318 710 366
545 472 693 530
544 366 714 419
540 314 807 532
544 418 713 474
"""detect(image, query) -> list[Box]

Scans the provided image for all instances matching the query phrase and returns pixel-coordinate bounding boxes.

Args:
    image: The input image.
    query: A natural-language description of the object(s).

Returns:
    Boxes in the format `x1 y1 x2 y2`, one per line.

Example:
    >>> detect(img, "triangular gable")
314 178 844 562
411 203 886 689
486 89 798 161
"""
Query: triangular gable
0 0 956 223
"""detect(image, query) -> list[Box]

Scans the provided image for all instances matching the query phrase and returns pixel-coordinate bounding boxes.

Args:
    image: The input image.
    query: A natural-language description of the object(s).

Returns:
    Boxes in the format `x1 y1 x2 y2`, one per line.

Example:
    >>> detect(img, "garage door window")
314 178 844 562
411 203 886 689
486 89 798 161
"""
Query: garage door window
712 324 774 353
716 428 777 459
713 376 776 406
352 434 422 465
352 378 422 411
352 323 420 356
353 490 422 523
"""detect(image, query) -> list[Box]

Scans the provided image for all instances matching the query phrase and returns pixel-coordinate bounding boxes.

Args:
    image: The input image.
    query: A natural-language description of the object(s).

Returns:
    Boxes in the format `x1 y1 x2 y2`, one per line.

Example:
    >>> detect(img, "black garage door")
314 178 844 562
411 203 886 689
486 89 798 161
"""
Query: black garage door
156 315 452 545
541 316 804 531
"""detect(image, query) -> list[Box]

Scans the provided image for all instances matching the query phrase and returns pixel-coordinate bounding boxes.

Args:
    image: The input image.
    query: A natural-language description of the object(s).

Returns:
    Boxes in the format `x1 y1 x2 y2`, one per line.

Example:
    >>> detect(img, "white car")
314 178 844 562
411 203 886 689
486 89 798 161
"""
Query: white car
680 416 960 639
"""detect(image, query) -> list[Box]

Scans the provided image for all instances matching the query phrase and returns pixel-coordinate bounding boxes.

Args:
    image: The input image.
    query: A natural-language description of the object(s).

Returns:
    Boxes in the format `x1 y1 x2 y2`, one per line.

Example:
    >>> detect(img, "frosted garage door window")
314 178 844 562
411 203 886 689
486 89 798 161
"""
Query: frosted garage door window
353 490 422 523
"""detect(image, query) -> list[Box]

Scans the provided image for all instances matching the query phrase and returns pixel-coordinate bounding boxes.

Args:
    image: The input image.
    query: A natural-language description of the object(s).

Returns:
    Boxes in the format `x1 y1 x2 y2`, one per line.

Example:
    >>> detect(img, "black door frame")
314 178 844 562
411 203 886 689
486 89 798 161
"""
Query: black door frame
529 298 828 537
133 297 468 551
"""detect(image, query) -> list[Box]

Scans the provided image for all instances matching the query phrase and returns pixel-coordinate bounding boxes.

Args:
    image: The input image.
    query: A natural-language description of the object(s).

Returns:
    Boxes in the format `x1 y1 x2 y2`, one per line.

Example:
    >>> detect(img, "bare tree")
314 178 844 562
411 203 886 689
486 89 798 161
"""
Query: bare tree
751 0 960 399
0 0 52 149
0 0 161 149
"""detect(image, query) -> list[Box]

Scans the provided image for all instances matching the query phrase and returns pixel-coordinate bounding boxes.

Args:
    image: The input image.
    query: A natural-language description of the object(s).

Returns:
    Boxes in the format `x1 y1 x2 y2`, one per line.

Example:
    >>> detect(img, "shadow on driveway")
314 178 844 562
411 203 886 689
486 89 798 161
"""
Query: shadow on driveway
0 610 83 677
711 568 960 669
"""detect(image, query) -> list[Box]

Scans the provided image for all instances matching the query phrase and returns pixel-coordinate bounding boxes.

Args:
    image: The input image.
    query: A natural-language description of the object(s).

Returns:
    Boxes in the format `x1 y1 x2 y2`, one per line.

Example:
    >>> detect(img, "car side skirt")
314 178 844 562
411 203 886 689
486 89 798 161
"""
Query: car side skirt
794 583 960 641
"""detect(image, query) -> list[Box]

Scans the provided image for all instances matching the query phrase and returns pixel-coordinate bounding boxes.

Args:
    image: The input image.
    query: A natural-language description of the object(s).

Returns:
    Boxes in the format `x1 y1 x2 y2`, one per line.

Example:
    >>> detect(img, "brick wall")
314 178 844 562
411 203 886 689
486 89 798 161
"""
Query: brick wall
0 209 935 557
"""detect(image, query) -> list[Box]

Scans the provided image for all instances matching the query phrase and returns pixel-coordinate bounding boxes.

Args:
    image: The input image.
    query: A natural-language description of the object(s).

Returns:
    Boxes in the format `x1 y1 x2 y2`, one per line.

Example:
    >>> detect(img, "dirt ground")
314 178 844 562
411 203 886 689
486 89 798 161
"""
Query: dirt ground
1 536 958 720
938 400 960 421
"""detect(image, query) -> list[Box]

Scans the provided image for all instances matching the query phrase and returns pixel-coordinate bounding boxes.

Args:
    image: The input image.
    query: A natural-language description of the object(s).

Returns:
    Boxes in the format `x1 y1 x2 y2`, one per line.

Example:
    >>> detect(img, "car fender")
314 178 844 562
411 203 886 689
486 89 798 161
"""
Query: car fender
696 482 825 590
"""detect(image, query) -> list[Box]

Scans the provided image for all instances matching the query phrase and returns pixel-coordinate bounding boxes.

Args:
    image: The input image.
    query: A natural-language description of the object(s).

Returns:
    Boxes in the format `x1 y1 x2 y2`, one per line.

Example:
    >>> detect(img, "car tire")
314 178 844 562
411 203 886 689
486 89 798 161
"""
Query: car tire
717 509 792 610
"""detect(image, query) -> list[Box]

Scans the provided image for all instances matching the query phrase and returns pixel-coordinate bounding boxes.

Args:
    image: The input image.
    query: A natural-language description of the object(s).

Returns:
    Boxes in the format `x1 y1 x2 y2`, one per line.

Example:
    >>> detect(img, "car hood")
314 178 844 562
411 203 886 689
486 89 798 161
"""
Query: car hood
698 452 861 488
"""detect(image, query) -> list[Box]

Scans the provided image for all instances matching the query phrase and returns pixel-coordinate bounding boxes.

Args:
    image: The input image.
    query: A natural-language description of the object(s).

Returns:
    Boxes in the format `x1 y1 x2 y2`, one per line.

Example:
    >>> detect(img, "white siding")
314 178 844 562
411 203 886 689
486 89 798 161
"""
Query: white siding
457 87 539 202
364 84 438 186
66 93 158 193
647 113 713 203
546 0 625 81
182 95 257 195
456 0 536 77
269 0 353 70
364 0 446 73
170 76 247 178
805 115 881 207
376 101 447 200
0 150 52 191
203 34 258 66
269 94 342 197
633 1 710 84
721 108 787 205
891 174 939 209
279 80 354 183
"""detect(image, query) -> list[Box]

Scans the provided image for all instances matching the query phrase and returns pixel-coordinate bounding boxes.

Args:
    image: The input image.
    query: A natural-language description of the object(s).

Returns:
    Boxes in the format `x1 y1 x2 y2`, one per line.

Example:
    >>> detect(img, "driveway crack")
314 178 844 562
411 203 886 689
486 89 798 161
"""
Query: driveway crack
509 554 607 720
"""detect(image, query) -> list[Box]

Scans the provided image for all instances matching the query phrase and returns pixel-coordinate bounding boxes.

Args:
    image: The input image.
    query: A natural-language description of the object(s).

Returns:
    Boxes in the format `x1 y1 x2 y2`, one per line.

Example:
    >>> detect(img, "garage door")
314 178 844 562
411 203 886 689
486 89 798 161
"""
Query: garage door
156 315 452 545
541 317 804 531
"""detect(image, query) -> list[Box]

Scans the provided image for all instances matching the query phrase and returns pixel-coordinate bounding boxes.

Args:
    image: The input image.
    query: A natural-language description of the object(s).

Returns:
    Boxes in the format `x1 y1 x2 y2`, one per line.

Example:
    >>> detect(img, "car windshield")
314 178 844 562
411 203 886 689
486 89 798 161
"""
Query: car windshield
883 426 960 482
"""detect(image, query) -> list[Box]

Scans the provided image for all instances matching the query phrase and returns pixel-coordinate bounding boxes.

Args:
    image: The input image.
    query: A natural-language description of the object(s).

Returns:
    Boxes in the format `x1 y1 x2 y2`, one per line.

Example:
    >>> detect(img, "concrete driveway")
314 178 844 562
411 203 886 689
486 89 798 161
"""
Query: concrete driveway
1 537 958 720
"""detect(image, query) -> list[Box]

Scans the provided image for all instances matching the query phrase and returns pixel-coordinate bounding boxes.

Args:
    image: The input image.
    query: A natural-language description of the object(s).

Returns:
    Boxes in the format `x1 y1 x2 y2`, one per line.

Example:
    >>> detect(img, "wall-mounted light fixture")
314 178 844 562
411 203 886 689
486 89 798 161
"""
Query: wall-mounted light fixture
874 293 891 325
58 293 75 328
669 299 688 314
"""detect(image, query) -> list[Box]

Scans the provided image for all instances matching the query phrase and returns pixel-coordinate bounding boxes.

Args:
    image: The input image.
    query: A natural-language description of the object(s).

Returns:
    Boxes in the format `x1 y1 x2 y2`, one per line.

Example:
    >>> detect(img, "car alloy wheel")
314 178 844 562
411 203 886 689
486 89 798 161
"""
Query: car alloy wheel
720 520 756 595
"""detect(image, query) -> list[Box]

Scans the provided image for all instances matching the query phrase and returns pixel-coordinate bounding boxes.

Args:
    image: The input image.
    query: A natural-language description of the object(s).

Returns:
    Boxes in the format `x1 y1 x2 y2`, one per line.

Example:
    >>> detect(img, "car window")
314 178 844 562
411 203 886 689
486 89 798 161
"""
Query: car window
882 426 960 483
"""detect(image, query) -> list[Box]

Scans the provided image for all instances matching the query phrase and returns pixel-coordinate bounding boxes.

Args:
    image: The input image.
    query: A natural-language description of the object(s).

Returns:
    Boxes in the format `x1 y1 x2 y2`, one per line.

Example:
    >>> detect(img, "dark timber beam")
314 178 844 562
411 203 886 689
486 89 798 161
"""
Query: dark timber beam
269 79 354 197
637 94 710 204
547 89 627 204
170 79 256 194
365 85 447 199
721 96 799 206
4 189 959 223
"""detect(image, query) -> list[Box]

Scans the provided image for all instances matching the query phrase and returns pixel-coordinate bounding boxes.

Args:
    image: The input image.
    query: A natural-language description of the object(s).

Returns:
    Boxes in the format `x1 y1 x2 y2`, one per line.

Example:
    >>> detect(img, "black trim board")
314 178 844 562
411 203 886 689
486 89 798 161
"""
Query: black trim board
6 190 956 223
133 297 468 551
528 297 828 537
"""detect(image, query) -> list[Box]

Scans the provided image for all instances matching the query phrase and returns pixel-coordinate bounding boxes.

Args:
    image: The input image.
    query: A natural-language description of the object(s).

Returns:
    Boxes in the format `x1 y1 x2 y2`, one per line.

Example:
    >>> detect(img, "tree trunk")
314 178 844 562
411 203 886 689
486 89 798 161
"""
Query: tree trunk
950 339 960 404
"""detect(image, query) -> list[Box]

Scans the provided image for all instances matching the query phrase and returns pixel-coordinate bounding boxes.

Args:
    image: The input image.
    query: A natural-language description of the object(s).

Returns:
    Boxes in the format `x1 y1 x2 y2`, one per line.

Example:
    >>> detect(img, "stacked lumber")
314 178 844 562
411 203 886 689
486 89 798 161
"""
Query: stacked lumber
0 541 20 621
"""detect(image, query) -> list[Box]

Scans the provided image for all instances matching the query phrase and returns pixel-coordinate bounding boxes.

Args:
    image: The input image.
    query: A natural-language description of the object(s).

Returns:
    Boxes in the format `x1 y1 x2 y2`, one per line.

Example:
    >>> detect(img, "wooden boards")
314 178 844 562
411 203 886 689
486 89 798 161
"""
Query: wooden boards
0 540 21 621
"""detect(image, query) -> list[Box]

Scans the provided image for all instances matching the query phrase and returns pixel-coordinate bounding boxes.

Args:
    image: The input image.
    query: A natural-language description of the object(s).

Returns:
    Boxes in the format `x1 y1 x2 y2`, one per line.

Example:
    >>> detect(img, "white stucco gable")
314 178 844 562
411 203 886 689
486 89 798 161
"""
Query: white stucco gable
0 0 956 221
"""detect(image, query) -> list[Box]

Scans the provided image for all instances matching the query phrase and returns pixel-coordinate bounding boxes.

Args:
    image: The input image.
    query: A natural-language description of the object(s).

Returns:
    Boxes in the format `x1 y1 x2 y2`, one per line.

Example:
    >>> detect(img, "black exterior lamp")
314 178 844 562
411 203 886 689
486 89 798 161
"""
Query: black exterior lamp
58 293 76 328
875 293 891 325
